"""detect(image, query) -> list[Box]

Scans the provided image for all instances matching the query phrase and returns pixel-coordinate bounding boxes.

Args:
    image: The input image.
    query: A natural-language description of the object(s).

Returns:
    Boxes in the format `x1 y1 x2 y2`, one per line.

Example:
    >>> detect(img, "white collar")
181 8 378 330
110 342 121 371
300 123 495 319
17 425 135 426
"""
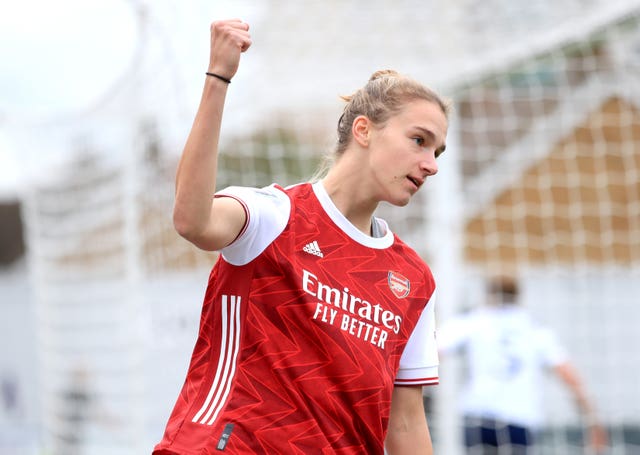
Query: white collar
312 181 394 249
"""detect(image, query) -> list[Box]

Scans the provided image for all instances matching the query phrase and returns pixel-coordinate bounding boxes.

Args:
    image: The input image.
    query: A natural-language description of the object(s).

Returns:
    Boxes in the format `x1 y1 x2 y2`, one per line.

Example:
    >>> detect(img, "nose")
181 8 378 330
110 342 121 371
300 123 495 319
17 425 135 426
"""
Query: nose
420 153 438 176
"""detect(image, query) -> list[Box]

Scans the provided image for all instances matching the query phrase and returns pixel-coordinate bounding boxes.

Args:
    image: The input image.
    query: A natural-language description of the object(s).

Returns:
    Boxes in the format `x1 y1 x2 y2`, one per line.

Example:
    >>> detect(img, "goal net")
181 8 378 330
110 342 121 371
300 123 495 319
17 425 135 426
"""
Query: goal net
12 0 640 453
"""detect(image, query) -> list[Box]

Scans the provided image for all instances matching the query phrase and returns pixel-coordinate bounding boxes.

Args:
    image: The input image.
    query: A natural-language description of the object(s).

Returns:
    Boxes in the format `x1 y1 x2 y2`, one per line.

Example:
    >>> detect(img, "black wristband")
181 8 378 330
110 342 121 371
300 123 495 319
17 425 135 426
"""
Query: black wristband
205 72 231 84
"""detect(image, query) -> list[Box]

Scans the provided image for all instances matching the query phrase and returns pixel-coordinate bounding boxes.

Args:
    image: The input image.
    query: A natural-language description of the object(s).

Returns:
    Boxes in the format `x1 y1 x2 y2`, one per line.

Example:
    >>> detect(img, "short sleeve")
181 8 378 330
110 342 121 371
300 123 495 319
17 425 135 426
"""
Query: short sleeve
395 291 439 386
215 185 291 266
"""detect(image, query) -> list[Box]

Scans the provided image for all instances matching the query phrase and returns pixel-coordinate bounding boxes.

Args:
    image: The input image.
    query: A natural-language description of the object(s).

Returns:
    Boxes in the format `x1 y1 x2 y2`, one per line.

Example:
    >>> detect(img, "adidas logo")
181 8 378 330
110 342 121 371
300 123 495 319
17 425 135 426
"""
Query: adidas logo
303 240 323 258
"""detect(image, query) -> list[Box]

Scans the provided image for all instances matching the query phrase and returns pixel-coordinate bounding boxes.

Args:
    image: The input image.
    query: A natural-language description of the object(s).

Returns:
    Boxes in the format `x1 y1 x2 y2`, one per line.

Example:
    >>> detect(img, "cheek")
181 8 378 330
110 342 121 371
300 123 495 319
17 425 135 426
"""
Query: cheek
370 141 407 180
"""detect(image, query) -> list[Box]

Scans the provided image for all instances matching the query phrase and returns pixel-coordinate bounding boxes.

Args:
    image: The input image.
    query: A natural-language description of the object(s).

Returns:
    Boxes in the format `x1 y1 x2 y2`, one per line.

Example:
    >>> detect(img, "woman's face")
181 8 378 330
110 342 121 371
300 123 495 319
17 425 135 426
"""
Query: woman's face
366 99 448 206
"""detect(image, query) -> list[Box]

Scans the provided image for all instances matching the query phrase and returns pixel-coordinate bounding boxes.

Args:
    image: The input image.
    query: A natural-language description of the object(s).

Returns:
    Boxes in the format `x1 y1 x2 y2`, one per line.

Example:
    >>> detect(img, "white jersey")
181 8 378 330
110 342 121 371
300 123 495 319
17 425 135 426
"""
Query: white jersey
438 306 567 427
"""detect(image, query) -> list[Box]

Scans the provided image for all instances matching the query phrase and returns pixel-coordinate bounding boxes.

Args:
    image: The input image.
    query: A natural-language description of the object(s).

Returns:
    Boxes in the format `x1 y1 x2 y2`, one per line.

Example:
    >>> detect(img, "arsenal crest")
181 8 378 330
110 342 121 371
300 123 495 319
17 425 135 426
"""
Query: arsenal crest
388 271 410 299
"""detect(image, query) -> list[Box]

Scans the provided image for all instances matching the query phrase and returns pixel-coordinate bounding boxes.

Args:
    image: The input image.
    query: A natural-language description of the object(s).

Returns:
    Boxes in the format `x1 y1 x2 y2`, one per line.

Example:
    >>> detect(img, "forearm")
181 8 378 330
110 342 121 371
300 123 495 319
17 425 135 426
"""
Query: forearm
173 76 228 238
554 363 608 450
554 363 594 416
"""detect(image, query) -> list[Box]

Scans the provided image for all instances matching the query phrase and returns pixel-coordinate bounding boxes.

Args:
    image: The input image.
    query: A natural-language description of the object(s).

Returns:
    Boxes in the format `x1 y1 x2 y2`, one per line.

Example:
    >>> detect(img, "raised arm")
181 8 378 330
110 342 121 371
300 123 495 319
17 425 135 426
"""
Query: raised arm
173 19 252 251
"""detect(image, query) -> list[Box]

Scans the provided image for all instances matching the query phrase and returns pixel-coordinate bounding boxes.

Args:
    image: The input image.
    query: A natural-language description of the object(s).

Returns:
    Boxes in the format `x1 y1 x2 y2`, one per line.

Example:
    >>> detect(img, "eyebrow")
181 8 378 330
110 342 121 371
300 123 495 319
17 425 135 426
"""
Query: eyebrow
414 126 447 157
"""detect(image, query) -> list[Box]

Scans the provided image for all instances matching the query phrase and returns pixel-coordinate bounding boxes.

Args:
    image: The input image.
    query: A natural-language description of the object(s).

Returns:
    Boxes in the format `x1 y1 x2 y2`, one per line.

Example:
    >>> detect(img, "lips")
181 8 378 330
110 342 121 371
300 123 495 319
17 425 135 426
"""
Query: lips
407 176 424 189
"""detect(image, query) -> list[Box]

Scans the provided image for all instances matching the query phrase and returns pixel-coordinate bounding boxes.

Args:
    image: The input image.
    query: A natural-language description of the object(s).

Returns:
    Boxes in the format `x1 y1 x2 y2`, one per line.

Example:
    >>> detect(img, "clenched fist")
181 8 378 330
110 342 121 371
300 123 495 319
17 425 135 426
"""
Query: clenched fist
208 19 252 81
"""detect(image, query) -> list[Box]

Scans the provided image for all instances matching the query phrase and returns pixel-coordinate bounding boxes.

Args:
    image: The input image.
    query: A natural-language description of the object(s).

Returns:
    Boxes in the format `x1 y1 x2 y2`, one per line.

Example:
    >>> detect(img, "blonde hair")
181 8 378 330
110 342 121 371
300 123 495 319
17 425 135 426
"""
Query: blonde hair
312 70 451 180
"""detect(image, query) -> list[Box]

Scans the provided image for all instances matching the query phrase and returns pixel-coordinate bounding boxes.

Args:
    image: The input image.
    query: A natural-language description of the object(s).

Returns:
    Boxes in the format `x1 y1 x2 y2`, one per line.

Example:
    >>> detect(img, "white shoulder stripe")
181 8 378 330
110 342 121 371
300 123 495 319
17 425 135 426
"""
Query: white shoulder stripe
192 295 241 425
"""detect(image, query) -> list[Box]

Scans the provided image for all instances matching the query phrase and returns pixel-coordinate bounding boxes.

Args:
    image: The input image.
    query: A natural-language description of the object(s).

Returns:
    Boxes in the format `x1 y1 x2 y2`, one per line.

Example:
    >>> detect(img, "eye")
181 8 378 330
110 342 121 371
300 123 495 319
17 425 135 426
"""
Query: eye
413 137 425 146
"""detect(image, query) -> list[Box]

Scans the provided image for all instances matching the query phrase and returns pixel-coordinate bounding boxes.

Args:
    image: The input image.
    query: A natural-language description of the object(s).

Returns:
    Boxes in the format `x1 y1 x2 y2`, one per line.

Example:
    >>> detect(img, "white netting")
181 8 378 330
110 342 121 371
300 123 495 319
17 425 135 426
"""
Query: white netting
7 0 640 453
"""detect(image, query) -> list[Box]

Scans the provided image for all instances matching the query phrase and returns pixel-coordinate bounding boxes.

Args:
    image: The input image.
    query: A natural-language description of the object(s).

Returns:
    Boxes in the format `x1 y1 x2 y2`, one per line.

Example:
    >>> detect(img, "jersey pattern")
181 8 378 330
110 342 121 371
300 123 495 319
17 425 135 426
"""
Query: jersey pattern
153 183 436 454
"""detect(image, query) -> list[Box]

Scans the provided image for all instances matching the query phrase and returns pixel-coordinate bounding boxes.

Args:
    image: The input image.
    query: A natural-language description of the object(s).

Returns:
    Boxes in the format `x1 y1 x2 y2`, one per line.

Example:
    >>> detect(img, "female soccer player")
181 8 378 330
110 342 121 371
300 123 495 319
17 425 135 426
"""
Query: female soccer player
153 19 449 455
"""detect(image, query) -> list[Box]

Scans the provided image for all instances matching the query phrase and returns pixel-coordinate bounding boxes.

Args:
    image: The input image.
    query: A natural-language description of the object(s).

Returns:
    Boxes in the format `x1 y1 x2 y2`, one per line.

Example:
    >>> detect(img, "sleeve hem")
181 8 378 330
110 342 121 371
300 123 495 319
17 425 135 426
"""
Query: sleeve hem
395 365 439 386
394 377 439 386
214 193 250 245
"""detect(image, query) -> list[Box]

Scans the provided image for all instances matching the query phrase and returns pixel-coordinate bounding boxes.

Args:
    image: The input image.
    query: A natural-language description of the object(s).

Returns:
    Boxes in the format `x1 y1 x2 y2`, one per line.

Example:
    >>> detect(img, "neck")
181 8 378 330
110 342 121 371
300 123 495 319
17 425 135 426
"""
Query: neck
321 163 379 236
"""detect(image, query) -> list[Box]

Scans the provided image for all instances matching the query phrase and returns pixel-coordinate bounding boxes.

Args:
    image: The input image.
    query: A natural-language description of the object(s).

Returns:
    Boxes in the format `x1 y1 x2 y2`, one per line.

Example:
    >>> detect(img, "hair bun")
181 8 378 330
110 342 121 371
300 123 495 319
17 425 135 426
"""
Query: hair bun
369 69 400 82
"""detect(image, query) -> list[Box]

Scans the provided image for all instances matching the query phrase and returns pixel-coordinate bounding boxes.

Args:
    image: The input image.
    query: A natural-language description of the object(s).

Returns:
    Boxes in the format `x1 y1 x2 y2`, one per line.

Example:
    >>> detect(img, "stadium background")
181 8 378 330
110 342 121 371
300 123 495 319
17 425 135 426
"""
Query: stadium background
1 0 639 453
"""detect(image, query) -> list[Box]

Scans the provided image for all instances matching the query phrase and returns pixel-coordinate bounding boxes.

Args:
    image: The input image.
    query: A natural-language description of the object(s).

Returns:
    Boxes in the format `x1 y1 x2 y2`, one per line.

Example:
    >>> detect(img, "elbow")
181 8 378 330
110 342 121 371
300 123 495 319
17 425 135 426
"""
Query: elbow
172 205 219 252
173 207 202 242
173 217 190 240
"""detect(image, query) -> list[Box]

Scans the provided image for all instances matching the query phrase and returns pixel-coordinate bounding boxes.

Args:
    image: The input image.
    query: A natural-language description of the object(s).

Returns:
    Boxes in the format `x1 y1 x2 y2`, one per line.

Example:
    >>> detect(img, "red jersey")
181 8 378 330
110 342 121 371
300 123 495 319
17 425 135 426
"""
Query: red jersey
154 182 438 454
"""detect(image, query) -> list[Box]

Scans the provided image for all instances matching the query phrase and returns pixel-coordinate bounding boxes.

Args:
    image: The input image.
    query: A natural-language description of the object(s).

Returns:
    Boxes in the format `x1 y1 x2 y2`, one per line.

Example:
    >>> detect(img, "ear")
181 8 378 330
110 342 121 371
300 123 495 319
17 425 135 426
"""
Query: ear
352 115 370 147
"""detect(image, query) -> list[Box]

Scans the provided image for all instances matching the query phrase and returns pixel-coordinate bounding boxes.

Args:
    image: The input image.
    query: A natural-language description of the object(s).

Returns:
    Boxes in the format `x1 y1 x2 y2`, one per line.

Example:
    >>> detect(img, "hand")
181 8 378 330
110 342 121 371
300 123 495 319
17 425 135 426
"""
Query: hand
587 423 608 453
208 19 252 80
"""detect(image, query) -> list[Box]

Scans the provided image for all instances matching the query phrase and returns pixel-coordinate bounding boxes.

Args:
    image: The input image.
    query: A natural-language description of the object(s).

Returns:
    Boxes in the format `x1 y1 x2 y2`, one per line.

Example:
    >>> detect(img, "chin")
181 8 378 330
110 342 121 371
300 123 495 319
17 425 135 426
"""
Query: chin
381 186 413 207
388 195 412 207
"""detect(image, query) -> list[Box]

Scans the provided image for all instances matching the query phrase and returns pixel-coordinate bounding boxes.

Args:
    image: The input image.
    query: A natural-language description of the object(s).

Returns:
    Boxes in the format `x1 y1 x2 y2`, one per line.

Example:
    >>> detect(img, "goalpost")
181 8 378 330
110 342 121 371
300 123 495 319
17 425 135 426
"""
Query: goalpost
426 7 640 454
11 1 640 453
